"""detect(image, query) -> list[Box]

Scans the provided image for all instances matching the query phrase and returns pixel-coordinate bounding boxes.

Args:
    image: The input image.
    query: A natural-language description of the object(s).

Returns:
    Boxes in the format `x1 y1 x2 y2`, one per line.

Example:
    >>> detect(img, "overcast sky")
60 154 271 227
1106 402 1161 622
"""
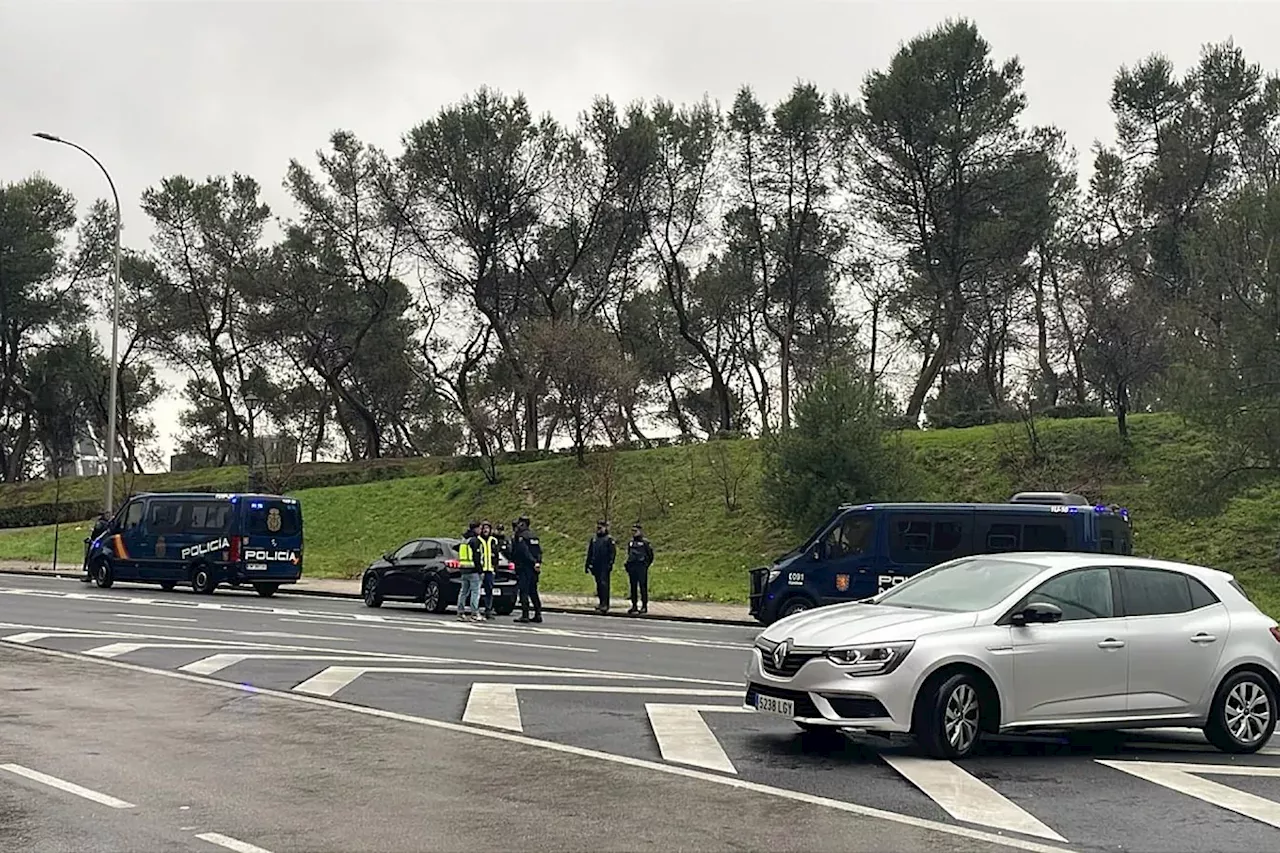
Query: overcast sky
4 0 1280 469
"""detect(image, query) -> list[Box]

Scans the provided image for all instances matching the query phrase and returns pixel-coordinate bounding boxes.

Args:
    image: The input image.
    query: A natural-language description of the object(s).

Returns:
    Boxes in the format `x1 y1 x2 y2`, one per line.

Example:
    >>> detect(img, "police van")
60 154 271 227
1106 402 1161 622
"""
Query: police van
748 492 1132 625
87 492 303 597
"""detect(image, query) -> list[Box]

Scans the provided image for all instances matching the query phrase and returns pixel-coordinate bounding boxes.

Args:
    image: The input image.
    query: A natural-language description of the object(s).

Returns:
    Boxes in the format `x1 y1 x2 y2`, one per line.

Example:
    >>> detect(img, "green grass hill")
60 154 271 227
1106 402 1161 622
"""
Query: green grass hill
1 414 1277 615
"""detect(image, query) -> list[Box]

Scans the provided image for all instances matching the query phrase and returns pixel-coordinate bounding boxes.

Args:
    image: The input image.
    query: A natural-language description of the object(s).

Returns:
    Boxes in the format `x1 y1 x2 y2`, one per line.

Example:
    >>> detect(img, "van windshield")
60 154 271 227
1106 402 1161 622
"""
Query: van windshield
246 500 301 537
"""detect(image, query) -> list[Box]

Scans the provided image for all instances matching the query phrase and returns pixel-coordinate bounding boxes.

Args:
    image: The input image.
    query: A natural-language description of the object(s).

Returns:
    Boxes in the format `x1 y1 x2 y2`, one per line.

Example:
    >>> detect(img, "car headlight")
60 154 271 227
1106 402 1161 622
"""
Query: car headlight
823 641 914 676
767 569 780 583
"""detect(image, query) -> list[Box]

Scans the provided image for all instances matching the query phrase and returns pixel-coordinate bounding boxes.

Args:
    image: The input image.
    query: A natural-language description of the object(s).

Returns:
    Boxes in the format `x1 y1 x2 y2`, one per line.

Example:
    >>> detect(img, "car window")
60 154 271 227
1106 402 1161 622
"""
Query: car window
1022 568 1114 620
1188 577 1220 609
1122 567 1194 616
123 501 145 530
394 541 421 560
820 514 875 560
888 516 968 564
186 501 232 533
415 541 443 560
875 556 1045 612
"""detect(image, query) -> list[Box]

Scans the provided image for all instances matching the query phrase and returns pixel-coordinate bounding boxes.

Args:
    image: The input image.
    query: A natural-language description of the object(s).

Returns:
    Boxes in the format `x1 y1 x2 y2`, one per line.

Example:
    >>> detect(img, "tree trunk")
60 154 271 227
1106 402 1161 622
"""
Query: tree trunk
1033 261 1059 406
779 334 793 432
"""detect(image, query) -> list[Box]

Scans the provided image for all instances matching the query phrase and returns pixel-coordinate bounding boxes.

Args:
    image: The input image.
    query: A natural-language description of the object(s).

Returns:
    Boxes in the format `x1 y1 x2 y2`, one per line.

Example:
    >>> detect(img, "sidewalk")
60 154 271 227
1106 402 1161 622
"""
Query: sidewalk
0 561 755 626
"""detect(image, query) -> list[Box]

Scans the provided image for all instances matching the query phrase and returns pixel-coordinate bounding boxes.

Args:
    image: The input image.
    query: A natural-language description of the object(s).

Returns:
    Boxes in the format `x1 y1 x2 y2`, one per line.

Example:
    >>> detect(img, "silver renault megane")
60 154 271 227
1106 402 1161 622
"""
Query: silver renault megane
744 552 1280 758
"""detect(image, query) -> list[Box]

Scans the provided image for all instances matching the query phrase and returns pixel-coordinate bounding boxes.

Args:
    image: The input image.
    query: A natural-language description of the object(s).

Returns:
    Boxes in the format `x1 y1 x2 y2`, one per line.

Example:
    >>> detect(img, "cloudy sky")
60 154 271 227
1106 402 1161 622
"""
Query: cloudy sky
4 0 1280 468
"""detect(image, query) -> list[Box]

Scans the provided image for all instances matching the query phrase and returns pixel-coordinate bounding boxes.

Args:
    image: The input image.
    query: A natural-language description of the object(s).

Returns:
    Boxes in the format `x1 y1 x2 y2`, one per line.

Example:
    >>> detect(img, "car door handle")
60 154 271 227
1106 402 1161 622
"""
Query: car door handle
1190 633 1217 644
1097 639 1126 649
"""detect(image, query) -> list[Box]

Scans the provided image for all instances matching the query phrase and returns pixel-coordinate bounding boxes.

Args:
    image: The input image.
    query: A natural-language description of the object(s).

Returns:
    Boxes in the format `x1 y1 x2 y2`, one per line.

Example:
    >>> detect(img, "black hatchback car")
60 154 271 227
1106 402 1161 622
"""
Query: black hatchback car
360 537 518 615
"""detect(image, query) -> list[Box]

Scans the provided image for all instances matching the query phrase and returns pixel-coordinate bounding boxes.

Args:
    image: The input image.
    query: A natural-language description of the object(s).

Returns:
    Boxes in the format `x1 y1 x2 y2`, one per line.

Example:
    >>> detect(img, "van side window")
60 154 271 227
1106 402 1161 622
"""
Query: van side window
888 516 967 563
123 501 144 530
186 502 231 532
820 514 875 560
1099 516 1132 555
1022 522 1069 551
985 523 1021 552
148 502 182 533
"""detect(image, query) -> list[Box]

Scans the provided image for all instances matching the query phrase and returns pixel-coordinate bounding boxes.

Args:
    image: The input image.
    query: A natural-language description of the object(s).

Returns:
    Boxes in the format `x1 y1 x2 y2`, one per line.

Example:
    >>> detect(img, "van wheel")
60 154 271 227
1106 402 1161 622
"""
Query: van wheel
362 574 383 608
914 672 984 759
253 583 279 598
190 565 217 595
159 582 176 592
93 561 114 589
779 596 815 618
1205 670 1276 753
424 578 448 614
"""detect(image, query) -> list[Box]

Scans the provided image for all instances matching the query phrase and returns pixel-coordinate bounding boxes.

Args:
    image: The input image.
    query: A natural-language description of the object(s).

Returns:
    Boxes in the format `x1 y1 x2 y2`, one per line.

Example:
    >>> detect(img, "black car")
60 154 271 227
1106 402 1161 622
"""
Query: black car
360 537 518 615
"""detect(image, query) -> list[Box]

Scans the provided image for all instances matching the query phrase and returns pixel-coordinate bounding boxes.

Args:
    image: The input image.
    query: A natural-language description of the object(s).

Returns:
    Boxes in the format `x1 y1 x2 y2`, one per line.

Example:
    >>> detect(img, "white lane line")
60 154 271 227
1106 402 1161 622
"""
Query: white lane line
86 642 245 659
12 643 1072 853
1099 759 1280 830
646 703 753 774
179 653 434 676
461 683 742 731
293 668 660 698
881 755 1066 842
0 763 136 809
195 831 274 853
111 613 198 623
475 639 597 654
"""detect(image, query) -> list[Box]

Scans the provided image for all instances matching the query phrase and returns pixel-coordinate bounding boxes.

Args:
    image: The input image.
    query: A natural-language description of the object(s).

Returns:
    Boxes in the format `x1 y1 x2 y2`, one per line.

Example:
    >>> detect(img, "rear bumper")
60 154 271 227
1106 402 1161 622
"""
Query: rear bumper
231 565 302 584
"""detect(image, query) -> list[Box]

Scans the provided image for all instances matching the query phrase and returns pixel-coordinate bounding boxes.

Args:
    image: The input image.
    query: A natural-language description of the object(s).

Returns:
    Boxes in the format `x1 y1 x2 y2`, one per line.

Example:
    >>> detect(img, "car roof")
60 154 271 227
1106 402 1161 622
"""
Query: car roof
967 551 1235 583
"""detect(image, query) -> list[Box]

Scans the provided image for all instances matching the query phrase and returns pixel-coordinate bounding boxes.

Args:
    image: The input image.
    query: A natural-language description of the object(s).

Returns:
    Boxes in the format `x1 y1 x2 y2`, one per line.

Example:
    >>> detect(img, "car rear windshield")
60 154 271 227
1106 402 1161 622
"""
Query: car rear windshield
875 557 1046 612
245 500 301 537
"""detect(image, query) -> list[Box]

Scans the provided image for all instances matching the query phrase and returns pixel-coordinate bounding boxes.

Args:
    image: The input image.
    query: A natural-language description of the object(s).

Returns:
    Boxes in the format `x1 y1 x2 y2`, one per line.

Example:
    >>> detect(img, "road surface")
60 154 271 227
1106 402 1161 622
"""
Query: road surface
2 572 1278 852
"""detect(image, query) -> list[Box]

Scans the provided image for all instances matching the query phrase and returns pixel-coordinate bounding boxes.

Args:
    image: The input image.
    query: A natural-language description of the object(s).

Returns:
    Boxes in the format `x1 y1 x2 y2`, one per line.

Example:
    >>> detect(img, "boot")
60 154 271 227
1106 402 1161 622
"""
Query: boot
531 613 543 623
627 605 639 615
515 613 531 623
639 604 648 615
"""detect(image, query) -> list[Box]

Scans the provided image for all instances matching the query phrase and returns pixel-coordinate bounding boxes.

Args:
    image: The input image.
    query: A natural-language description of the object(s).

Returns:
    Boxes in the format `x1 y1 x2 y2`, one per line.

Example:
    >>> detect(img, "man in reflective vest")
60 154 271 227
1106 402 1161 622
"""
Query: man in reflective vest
458 520 478 564
475 520 500 620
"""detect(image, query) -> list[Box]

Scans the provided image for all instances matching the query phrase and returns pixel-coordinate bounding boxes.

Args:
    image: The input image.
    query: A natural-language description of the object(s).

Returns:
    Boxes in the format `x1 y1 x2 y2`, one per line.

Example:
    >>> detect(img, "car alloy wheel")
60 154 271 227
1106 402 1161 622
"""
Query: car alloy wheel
363 574 382 608
944 683 980 754
424 579 442 613
1225 680 1271 744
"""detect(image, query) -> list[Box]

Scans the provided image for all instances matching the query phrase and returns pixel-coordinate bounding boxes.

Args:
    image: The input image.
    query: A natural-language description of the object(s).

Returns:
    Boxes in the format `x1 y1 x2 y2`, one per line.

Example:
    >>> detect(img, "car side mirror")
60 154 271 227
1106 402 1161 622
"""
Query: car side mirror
382 552 396 562
1011 602 1063 626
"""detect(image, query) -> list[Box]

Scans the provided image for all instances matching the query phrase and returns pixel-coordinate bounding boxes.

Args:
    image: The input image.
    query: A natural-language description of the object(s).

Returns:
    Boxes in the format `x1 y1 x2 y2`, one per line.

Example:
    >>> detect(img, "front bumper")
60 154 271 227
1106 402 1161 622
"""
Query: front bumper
742 648 914 732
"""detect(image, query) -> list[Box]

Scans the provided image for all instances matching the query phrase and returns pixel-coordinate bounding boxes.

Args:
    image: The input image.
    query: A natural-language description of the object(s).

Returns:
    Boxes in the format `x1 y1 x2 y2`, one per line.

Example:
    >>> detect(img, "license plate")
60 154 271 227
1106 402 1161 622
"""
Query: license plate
755 694 795 716
491 588 501 595
247 563 267 571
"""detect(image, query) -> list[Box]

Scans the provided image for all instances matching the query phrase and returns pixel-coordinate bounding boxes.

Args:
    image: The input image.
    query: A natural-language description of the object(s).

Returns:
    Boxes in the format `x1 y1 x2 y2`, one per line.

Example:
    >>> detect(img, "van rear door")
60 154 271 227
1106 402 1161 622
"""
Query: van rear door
239 498 303 580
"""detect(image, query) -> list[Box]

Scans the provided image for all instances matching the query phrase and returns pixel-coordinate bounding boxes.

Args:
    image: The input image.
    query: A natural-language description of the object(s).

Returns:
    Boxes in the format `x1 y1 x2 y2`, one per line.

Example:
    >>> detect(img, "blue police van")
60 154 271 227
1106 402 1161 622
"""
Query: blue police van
86 492 303 597
748 492 1133 624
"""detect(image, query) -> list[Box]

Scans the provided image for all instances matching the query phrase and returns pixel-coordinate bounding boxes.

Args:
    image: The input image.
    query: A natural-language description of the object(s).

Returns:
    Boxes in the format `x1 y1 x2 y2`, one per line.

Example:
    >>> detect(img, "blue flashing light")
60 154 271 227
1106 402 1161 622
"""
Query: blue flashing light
1094 505 1107 513
1067 506 1078 513
230 496 239 503
864 505 875 510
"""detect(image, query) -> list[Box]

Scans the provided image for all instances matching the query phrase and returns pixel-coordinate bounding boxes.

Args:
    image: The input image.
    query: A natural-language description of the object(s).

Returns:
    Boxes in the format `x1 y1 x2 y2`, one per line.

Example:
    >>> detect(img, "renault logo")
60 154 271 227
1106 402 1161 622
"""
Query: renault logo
772 639 791 670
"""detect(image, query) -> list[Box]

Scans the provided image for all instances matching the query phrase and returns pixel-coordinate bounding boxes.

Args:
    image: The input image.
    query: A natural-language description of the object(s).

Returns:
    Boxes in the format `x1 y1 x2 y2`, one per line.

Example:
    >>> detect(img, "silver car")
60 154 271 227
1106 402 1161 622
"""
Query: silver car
744 552 1280 759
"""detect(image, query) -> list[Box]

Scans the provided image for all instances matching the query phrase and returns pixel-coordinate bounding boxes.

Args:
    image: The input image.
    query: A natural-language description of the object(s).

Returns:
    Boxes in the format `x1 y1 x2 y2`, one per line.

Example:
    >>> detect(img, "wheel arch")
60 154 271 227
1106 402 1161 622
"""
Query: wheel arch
912 659 1004 734
1214 661 1280 703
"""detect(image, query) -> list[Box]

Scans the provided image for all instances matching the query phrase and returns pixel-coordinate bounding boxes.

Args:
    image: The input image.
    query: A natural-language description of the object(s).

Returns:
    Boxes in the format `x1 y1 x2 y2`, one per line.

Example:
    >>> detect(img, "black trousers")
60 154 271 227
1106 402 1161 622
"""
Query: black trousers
627 564 649 606
591 567 611 609
481 572 495 613
516 565 542 616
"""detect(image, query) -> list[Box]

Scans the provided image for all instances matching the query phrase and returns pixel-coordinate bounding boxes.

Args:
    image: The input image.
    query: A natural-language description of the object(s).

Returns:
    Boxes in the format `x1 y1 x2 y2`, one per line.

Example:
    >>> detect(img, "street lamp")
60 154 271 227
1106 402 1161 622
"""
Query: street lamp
34 132 122 514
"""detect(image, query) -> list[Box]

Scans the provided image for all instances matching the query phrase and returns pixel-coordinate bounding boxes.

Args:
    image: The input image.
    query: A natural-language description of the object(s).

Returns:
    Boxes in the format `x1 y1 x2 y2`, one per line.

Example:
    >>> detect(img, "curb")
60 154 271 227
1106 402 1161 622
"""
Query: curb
0 567 758 628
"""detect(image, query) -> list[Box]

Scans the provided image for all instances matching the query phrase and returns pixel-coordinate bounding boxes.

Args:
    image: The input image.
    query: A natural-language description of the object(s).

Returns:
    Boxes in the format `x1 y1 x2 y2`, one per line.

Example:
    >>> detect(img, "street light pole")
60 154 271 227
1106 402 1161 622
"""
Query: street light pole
34 132 122 514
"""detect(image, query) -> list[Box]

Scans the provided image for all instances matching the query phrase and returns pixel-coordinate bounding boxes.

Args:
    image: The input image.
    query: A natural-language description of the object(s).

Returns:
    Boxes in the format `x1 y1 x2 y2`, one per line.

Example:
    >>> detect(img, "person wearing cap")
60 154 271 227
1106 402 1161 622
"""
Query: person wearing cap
510 515 544 623
625 522 655 615
458 520 478 566
584 519 617 614
460 521 492 622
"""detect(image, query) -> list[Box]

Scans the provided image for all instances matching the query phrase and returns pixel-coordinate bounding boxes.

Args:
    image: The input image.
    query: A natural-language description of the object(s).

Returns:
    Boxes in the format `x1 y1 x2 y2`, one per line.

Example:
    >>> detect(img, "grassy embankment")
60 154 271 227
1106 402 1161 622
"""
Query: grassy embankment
0 414 1276 613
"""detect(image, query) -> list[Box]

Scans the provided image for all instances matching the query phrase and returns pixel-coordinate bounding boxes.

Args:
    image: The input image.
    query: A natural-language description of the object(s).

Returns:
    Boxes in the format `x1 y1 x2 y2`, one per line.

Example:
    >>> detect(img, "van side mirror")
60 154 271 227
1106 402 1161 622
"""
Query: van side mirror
1011 602 1063 626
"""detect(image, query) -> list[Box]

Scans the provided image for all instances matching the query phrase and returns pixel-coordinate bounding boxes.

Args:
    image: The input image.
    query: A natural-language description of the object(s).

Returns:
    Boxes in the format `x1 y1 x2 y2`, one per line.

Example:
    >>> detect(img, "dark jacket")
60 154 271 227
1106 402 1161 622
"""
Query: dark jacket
585 533 616 574
510 528 542 569
625 536 654 571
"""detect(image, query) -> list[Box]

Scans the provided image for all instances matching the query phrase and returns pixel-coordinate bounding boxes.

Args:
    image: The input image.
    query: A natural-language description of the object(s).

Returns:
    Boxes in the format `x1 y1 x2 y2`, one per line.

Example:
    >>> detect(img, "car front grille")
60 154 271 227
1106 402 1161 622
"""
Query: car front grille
755 638 824 678
746 683 821 718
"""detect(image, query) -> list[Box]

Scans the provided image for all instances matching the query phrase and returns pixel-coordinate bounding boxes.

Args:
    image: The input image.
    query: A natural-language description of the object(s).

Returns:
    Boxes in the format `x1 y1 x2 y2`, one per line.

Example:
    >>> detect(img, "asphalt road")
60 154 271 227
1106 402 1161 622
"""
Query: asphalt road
2 572 1279 853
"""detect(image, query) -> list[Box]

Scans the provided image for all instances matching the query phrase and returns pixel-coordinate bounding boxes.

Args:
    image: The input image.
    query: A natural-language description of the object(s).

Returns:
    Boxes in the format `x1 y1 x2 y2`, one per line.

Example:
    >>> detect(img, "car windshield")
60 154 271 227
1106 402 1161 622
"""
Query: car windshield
874 556 1046 612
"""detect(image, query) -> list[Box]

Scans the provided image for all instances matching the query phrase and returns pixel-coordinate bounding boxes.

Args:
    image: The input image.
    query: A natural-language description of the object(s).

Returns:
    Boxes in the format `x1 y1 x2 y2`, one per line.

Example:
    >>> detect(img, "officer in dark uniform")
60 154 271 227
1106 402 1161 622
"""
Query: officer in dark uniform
82 512 111 583
584 519 616 613
625 522 655 615
510 515 543 623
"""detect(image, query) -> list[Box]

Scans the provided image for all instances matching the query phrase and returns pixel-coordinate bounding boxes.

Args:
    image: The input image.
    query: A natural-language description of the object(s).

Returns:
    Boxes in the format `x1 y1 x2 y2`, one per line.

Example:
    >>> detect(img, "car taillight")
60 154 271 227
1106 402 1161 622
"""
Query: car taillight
444 559 461 569
1270 626 1280 643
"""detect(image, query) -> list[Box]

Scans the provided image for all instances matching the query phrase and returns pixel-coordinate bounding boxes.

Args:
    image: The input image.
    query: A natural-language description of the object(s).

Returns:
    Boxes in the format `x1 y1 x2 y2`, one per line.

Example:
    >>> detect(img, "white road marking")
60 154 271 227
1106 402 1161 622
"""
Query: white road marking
475 639 597 654
86 642 246 659
460 683 742 731
881 755 1066 842
1098 759 1280 830
0 763 136 809
195 831 274 853
646 703 754 774
10 643 1073 853
293 667 664 698
179 653 435 676
111 613 198 623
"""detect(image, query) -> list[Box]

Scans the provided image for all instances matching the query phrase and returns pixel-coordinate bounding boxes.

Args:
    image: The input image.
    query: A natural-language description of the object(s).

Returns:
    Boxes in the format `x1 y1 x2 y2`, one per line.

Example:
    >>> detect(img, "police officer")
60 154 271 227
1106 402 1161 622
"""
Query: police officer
625 522 654 615
510 515 543 623
81 512 111 583
584 519 616 613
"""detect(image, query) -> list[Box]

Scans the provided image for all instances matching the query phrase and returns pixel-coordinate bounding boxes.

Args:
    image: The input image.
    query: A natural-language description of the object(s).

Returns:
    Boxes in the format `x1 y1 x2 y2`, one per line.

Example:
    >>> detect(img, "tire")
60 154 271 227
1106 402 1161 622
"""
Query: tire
254 583 279 598
190 564 217 595
362 573 383 608
1204 669 1277 754
424 577 448 614
779 596 816 618
495 598 516 616
914 672 984 759
93 561 114 589
159 581 176 591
